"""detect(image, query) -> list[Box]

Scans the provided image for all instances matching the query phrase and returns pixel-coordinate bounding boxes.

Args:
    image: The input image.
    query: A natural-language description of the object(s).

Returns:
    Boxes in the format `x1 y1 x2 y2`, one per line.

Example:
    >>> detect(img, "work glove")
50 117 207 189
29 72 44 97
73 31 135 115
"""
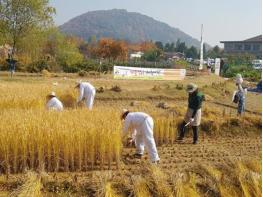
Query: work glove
126 137 133 146
190 118 194 123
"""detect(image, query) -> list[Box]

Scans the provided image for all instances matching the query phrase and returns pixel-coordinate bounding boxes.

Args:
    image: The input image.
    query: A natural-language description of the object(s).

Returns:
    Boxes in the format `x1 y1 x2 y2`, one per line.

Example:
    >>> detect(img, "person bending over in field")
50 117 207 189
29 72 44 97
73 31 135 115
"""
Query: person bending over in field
121 109 160 164
177 83 205 144
75 81 96 110
46 92 63 111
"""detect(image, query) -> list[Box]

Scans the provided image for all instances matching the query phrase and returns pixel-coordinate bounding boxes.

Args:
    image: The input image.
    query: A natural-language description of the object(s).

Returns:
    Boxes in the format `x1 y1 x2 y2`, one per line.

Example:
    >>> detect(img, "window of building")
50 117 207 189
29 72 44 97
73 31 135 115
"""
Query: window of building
253 44 261 51
244 44 251 51
234 44 243 51
225 43 233 50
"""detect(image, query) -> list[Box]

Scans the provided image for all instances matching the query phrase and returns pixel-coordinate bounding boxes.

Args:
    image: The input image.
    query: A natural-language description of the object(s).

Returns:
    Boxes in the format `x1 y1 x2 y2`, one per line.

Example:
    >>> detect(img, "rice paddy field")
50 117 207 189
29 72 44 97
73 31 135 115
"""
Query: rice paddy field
0 72 261 197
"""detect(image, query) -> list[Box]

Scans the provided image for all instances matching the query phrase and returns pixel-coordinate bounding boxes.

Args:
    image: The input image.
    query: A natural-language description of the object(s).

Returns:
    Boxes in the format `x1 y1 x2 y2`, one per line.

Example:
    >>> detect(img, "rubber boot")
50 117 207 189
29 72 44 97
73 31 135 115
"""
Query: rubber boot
177 121 187 140
192 126 198 144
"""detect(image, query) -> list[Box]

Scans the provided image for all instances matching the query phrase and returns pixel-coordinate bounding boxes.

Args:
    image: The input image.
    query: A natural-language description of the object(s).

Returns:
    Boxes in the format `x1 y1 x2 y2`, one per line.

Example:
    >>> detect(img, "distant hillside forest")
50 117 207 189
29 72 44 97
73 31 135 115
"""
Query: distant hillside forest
60 9 204 49
1 0 250 78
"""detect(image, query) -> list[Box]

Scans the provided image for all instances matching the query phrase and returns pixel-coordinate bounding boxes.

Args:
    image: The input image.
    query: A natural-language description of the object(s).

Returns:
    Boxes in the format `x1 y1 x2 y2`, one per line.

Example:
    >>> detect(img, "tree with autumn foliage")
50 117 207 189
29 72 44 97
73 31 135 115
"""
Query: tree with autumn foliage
95 38 128 61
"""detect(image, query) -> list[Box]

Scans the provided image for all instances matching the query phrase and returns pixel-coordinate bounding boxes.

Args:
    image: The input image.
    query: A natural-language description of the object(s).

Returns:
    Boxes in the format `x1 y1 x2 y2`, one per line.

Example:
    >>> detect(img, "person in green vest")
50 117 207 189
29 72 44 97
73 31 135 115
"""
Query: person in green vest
177 83 205 144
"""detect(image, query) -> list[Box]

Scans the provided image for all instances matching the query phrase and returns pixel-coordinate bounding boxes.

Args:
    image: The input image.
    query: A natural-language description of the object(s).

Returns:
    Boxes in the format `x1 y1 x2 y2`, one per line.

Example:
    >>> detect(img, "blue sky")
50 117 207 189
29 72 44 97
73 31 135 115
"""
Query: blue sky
50 0 262 46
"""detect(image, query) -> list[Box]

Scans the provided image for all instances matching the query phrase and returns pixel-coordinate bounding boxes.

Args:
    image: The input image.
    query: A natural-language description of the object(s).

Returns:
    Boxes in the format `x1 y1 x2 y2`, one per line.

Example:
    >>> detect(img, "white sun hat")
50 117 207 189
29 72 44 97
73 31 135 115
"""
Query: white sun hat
236 74 243 84
48 91 56 97
75 80 83 88
186 83 198 93
121 108 129 119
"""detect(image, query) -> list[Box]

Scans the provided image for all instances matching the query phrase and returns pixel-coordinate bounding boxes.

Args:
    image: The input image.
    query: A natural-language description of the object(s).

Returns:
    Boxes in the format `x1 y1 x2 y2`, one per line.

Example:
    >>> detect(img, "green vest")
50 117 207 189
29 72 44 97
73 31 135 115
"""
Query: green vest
188 92 204 110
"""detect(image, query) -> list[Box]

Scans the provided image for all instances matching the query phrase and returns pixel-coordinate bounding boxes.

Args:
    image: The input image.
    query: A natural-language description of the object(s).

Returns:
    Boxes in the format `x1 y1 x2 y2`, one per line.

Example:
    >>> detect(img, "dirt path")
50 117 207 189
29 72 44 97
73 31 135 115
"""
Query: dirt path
121 135 261 172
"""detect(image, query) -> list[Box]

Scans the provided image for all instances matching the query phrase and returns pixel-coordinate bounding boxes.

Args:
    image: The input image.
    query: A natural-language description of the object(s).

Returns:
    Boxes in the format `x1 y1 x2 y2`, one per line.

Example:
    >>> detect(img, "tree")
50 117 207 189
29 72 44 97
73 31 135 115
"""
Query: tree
140 41 156 52
95 38 128 61
164 43 170 52
186 46 198 59
155 41 163 50
169 42 175 52
207 45 223 58
142 48 161 62
43 29 83 71
176 40 187 53
0 0 55 59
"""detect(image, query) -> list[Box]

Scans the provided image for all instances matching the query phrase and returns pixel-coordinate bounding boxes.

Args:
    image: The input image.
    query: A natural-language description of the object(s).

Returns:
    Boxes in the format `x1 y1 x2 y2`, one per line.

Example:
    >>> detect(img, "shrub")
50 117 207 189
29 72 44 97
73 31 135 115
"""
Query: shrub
152 85 161 91
176 84 184 90
111 85 122 92
78 70 88 77
41 69 51 77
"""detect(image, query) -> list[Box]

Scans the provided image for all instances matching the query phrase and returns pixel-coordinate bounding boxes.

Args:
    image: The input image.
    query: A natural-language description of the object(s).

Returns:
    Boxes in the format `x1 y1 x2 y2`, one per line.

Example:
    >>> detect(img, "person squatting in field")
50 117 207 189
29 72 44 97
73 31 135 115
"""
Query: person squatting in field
75 81 96 110
233 74 247 116
46 92 63 111
177 83 205 144
121 109 160 163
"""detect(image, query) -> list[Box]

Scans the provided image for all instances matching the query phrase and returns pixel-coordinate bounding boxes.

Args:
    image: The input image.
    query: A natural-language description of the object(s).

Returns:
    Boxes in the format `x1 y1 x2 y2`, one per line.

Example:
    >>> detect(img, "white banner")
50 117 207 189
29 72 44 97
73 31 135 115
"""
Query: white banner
215 58 221 76
113 66 186 80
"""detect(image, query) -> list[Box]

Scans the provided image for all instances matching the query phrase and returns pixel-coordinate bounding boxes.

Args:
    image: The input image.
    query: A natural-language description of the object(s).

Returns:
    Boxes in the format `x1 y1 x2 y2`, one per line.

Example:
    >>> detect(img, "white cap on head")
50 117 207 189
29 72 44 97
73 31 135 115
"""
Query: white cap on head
75 80 82 88
122 108 129 114
49 91 56 97
121 108 129 119
236 74 243 84
186 83 198 93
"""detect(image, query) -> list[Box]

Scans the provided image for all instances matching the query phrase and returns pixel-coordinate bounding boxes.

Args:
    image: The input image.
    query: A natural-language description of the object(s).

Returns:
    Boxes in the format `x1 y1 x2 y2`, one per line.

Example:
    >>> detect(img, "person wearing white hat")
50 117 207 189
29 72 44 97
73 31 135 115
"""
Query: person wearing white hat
234 74 246 115
177 83 205 144
46 92 63 111
75 81 96 110
121 109 160 163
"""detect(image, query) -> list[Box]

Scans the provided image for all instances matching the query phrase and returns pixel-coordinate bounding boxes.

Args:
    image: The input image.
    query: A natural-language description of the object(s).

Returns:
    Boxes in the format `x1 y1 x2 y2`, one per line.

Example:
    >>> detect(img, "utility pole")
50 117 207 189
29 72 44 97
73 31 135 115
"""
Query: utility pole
199 24 204 70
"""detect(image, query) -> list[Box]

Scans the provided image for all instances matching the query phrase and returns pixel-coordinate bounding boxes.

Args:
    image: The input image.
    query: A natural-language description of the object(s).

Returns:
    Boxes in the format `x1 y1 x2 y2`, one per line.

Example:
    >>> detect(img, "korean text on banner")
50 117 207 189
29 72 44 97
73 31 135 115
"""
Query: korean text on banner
113 66 186 80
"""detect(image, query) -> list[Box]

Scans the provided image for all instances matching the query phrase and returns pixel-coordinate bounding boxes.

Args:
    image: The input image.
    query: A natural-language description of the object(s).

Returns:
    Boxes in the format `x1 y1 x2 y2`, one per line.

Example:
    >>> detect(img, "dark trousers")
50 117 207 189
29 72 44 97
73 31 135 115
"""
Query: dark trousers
179 121 198 142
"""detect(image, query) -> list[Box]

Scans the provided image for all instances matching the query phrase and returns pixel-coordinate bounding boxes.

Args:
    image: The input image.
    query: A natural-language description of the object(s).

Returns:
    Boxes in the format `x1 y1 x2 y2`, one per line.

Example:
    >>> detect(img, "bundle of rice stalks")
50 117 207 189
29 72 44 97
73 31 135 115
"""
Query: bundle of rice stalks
242 115 262 129
156 102 170 109
41 69 51 77
200 119 219 135
152 85 161 91
10 172 42 197
170 172 200 197
146 165 173 197
104 182 120 197
59 90 81 108
111 85 122 92
236 162 262 197
92 172 122 197
175 84 184 90
97 87 105 93
131 175 151 197
202 159 262 197
60 93 77 108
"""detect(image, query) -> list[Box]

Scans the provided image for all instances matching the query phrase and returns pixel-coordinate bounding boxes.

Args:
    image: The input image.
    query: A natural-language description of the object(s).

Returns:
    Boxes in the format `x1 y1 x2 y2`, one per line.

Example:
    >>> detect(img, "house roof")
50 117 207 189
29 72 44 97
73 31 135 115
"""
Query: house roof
244 35 262 42
220 35 262 43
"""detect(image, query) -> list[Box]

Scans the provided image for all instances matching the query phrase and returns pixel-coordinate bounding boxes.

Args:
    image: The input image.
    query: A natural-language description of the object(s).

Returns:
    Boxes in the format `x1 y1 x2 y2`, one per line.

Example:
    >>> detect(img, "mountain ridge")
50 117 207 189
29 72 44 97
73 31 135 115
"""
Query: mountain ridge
60 9 209 49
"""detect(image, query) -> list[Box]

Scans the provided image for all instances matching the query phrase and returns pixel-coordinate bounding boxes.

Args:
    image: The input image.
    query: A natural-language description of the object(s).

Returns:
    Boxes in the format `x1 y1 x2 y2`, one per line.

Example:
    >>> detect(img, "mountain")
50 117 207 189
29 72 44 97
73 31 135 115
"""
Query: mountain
60 9 206 49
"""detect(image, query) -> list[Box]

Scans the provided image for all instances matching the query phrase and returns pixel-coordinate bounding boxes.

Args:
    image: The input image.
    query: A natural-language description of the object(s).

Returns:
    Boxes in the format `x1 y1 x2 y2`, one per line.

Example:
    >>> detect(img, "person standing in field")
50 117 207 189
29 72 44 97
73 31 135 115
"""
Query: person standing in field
46 92 63 111
177 83 205 144
233 74 246 116
75 81 96 110
121 109 160 164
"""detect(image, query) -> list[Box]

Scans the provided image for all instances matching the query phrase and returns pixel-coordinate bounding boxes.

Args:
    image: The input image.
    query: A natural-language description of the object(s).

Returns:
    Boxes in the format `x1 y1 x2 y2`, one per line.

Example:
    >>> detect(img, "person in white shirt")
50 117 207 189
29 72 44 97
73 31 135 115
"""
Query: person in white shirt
75 81 96 110
121 109 160 163
46 92 63 111
235 74 247 115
